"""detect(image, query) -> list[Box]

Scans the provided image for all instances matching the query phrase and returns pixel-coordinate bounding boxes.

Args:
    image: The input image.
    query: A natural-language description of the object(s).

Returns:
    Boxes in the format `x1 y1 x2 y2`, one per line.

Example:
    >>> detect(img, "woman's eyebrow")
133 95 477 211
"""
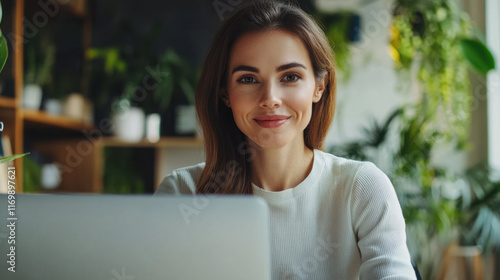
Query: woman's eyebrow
231 62 306 74
231 65 259 74
276 62 306 72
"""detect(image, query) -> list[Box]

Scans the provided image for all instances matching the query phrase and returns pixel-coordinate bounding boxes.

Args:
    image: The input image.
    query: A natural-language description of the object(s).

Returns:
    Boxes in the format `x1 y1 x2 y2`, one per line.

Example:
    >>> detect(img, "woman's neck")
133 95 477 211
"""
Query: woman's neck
250 142 314 192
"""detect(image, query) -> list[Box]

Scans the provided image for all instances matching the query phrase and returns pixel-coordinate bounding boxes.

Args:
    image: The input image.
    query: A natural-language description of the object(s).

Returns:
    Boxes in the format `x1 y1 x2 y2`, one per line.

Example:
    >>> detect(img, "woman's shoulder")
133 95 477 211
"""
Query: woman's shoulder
316 150 380 177
316 150 391 191
154 162 205 195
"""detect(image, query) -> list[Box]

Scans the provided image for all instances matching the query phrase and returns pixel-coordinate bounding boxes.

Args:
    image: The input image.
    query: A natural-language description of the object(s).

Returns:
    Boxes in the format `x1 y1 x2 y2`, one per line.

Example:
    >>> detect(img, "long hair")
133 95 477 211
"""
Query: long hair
195 0 336 194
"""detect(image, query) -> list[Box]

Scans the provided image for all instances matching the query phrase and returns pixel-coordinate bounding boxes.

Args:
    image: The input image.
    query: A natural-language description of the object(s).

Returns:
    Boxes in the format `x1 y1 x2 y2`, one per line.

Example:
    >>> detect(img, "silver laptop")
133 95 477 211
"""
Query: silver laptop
0 194 271 280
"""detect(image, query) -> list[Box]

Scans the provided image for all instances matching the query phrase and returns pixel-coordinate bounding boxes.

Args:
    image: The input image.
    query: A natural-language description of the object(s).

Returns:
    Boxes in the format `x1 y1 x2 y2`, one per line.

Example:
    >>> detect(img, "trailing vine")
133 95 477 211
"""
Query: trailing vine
390 0 473 148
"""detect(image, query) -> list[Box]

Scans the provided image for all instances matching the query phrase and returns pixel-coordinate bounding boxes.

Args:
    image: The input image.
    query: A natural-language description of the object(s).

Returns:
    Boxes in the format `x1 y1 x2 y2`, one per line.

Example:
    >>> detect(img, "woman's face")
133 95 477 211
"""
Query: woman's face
224 29 326 149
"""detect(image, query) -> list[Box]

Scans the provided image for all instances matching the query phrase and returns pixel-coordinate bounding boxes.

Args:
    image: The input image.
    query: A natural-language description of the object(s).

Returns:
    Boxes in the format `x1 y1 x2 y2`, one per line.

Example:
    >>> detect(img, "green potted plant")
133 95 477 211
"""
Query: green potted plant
390 0 495 147
23 29 55 111
150 49 198 137
87 46 146 142
88 45 198 139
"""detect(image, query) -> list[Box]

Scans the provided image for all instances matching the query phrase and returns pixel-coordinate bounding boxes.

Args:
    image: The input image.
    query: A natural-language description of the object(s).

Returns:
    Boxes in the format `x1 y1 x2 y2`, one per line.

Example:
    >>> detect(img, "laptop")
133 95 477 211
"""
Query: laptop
0 194 271 280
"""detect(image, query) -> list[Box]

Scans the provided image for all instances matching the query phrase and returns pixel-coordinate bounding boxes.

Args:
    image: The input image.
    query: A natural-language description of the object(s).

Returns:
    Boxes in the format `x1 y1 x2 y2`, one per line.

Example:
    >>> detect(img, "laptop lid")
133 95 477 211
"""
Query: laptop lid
0 194 271 280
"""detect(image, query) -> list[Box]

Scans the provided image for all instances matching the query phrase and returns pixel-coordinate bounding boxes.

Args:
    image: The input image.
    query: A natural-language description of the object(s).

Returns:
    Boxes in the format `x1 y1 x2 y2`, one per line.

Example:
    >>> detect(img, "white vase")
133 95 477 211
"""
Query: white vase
23 84 43 110
112 107 145 142
63 93 93 124
63 93 85 121
41 163 61 190
146 113 161 143
44 99 63 115
175 105 197 135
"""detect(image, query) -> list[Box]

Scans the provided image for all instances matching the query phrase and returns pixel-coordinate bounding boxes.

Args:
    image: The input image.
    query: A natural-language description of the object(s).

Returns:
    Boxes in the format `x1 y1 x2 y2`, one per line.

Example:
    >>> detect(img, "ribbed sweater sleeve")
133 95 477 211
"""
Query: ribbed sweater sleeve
351 162 415 279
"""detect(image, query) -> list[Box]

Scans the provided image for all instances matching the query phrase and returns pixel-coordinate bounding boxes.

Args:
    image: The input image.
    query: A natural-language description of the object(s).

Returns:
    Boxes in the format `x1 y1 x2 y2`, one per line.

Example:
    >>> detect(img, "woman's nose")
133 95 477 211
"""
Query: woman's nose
259 82 282 109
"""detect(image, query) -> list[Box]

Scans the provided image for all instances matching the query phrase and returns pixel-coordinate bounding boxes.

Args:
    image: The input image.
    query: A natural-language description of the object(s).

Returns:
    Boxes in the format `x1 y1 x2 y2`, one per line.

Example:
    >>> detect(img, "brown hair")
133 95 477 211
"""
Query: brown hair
195 0 336 194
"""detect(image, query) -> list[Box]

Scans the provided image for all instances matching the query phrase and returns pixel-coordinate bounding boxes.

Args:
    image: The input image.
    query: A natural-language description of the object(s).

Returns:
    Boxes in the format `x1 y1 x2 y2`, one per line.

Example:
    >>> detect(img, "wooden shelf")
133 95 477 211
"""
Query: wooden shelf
0 97 17 109
23 109 94 131
102 137 204 148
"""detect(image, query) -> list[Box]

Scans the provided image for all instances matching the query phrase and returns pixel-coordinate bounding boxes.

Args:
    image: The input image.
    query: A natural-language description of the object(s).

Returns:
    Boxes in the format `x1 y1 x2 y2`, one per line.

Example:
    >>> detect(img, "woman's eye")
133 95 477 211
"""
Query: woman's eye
237 76 257 84
282 74 300 82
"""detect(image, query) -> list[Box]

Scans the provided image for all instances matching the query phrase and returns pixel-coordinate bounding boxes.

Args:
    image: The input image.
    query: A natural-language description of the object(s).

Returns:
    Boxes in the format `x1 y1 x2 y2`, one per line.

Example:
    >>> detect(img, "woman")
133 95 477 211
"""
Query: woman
156 1 416 279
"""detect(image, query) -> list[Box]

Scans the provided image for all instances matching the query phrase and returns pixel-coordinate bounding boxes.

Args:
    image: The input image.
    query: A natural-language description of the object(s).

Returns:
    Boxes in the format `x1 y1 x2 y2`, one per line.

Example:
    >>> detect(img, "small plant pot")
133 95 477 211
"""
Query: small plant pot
175 104 197 136
146 113 161 143
112 107 145 142
63 93 85 121
63 93 93 124
23 84 43 110
41 163 61 190
437 243 484 280
44 99 63 115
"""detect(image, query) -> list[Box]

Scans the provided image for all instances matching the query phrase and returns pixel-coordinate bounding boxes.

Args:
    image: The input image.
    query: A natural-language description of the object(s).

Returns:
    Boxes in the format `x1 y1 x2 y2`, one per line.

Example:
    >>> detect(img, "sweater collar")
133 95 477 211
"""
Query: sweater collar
252 149 325 203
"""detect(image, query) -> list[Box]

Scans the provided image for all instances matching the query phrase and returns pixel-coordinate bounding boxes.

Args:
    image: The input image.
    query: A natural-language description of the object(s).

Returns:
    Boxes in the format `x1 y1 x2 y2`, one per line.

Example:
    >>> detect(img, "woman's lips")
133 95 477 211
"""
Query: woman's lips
253 115 291 128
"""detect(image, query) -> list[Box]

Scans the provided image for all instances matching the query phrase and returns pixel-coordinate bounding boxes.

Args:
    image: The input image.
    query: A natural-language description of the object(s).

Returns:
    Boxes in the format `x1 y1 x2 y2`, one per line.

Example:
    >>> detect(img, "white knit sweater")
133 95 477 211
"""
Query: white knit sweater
155 149 417 280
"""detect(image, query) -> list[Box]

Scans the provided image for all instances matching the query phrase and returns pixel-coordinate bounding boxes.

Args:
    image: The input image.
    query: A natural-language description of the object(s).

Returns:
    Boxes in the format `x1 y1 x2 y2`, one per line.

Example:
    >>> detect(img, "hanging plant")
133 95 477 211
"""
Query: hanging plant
390 0 476 147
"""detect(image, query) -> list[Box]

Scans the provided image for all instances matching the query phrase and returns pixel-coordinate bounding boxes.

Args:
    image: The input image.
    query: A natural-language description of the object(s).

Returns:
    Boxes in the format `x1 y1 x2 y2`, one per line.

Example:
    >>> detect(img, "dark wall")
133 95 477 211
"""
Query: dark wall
91 0 315 66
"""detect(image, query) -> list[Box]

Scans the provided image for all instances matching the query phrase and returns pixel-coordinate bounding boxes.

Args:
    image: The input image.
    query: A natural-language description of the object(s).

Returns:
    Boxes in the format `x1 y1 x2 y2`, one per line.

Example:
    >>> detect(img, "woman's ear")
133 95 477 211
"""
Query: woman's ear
221 88 231 107
313 73 328 103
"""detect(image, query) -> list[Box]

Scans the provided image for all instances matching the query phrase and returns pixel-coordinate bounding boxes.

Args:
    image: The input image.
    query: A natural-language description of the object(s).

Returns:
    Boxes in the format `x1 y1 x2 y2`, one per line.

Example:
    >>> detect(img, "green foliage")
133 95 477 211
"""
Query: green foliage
146 49 197 112
87 48 127 75
24 29 56 87
22 155 41 193
391 0 474 145
319 12 355 82
88 21 198 115
385 1 498 275
102 148 144 194
0 1 7 73
460 166 500 251
0 153 30 164
328 106 500 278
459 38 496 75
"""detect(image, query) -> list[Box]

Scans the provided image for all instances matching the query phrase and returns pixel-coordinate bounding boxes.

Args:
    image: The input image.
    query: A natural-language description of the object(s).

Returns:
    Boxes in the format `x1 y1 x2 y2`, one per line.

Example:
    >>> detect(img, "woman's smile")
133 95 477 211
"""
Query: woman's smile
253 115 291 128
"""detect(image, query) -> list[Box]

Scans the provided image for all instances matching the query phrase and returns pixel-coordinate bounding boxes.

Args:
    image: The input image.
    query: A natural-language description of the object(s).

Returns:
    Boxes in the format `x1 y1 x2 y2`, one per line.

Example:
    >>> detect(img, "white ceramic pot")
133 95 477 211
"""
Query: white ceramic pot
41 163 61 190
23 84 43 110
44 99 63 115
112 107 145 142
63 93 85 121
146 113 161 143
175 105 197 135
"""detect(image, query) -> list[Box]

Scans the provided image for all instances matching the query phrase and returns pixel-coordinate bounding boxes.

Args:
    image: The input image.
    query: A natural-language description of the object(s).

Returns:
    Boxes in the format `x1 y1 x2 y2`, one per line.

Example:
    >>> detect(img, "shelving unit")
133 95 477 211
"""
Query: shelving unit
0 0 94 192
33 137 203 193
0 97 17 108
23 109 95 131
0 0 204 193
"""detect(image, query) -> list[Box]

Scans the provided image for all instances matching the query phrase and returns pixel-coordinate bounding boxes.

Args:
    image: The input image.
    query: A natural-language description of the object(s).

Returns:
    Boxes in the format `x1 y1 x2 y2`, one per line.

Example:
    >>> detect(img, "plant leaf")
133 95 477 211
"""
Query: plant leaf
0 153 30 164
0 31 7 73
459 38 496 75
0 2 3 24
